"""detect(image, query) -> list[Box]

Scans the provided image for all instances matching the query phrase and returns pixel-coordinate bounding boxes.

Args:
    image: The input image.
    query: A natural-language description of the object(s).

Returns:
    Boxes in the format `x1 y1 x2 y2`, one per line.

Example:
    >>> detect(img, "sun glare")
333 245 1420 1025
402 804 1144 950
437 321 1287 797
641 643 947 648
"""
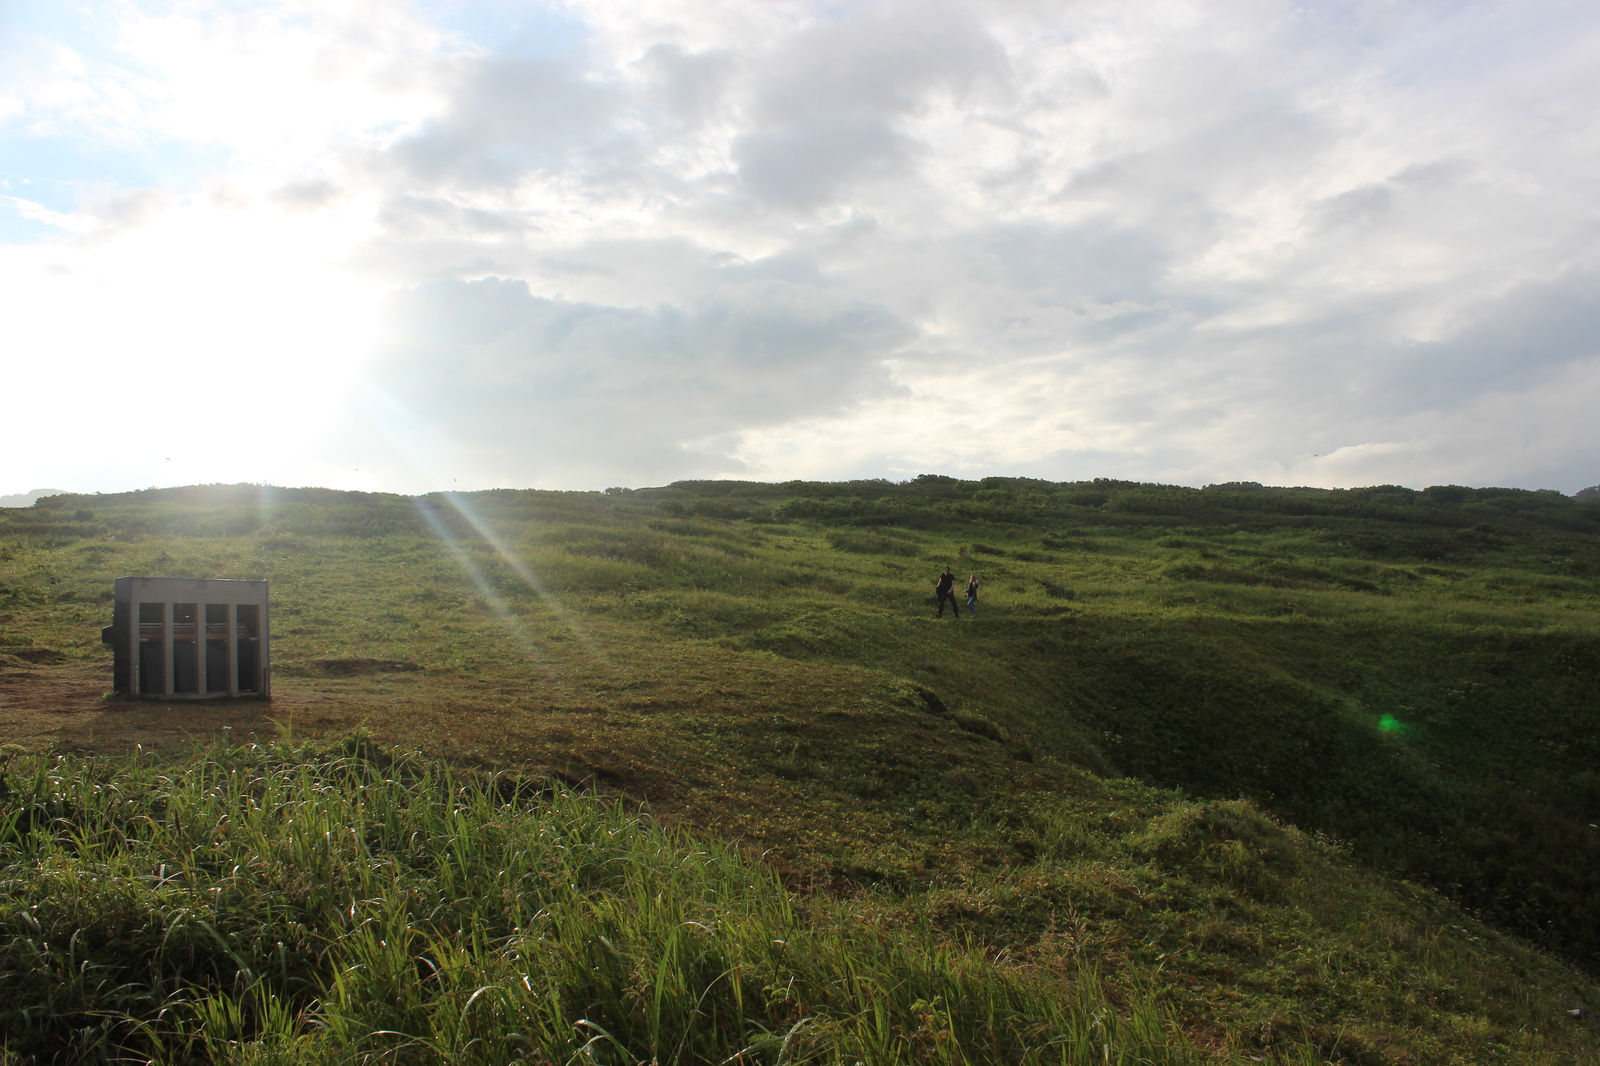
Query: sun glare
0 189 384 490
411 497 554 676
437 491 614 671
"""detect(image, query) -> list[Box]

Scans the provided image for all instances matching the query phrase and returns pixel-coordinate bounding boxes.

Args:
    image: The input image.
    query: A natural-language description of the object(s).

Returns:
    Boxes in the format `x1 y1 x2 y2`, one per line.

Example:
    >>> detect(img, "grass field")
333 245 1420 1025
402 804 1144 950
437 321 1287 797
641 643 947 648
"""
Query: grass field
2 477 1599 1063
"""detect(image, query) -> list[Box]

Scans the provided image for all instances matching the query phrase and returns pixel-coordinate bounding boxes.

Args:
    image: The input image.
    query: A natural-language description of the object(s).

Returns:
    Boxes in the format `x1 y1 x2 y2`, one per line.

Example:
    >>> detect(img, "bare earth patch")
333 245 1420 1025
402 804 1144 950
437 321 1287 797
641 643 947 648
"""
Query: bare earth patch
0 661 354 753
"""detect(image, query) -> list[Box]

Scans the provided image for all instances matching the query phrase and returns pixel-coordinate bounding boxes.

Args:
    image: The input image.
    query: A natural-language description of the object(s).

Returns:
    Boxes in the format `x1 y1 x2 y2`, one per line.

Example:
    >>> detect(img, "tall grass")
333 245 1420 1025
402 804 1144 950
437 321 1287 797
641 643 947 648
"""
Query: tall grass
0 740 1239 1065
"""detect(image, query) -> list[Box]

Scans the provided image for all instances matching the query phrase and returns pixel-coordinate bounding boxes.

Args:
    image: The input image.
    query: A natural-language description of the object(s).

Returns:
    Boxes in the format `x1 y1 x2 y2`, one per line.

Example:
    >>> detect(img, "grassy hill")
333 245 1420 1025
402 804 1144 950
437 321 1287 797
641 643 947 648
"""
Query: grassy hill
2 476 1600 1064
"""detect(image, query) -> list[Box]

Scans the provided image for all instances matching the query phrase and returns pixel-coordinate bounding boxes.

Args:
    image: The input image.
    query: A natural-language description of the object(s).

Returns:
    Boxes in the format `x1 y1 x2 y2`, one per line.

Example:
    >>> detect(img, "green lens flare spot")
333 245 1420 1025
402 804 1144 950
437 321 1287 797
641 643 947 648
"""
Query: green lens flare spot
1378 714 1403 733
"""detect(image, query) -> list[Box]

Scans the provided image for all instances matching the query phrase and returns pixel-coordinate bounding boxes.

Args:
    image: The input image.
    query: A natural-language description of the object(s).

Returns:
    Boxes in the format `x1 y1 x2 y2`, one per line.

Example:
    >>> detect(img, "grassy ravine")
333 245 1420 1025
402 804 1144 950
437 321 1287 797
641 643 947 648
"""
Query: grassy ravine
3 477 1600 1063
0 740 1214 1066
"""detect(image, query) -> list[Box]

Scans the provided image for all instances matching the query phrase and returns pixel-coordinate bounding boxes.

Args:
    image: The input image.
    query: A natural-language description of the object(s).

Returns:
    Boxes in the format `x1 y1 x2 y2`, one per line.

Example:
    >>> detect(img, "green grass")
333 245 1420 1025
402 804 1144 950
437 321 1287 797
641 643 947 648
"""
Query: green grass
0 740 1243 1065
3 477 1600 1063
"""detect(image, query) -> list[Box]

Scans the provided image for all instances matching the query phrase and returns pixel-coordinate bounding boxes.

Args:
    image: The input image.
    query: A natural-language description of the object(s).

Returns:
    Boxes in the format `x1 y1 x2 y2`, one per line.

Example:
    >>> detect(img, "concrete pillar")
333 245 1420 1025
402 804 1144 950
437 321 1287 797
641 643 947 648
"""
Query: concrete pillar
196 603 208 696
163 602 174 697
129 598 142 694
260 597 271 698
227 603 239 696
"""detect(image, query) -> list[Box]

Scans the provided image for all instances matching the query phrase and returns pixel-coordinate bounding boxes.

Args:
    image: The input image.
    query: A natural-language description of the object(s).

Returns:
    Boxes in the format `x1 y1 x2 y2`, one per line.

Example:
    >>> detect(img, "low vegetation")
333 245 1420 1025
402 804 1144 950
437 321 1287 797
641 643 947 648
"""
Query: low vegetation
0 739 1229 1065
2 476 1599 1063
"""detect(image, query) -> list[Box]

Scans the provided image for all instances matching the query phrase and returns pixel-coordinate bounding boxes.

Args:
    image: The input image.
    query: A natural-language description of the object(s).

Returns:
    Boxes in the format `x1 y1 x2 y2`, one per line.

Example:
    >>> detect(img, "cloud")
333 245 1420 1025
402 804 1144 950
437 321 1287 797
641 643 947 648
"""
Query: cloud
270 177 342 211
730 3 1006 211
2 194 93 233
335 0 1600 494
1379 269 1600 412
358 272 911 487
381 53 631 190
631 43 737 131
6 0 1600 496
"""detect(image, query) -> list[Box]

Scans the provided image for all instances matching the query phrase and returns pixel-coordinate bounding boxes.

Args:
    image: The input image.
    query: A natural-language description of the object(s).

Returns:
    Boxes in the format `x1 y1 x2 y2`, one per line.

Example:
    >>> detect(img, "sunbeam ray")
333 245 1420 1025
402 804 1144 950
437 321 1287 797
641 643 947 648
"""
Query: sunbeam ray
411 498 556 678
359 379 614 677
436 491 615 672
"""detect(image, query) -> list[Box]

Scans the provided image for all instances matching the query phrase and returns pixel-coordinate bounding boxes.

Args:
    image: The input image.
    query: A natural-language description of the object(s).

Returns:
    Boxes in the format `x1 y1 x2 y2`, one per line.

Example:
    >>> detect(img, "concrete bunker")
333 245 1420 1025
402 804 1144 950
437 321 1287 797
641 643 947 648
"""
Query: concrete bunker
102 577 270 698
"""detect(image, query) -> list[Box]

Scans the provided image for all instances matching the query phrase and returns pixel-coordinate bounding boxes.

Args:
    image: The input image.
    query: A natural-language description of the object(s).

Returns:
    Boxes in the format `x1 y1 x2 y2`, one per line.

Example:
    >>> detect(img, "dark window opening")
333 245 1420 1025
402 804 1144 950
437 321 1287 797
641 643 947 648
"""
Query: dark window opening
236 640 259 692
235 605 261 691
138 602 165 694
139 640 165 695
207 638 230 693
172 603 199 693
173 640 198 694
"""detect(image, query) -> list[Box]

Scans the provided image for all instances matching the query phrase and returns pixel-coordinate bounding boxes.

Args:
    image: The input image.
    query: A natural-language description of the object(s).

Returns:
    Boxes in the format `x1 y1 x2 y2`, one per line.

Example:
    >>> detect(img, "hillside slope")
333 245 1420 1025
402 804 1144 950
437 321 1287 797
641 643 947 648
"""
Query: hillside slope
2 477 1599 1063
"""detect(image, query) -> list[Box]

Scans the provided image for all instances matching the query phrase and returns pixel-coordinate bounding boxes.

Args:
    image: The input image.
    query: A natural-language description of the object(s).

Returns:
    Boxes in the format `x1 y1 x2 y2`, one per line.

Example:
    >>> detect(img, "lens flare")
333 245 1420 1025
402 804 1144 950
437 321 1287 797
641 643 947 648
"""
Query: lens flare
435 491 613 671
256 483 276 532
411 498 554 677
359 381 611 676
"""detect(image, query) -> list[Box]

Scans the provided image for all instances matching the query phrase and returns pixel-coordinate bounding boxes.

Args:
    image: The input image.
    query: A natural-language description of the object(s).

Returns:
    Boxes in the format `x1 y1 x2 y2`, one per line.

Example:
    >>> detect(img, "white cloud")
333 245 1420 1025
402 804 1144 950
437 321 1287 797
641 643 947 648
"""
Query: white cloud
4 0 1600 497
2 194 95 232
346 271 910 488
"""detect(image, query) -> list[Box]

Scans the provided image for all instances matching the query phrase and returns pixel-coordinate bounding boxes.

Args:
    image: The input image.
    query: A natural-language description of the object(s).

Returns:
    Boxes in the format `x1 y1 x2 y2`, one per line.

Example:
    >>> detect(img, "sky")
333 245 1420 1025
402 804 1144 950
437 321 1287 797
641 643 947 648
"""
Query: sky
3 0 1598 498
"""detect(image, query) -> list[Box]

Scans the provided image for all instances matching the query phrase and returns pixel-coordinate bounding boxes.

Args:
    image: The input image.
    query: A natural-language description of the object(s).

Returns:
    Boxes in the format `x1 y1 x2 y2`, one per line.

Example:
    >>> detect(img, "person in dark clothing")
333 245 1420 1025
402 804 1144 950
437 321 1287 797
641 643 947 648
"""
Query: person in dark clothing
965 574 980 618
934 567 960 618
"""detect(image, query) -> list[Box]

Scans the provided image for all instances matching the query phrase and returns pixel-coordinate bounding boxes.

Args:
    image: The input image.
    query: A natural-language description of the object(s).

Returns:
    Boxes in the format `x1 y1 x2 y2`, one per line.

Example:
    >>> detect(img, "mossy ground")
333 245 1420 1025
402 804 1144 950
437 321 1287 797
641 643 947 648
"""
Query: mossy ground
2 478 1599 1063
